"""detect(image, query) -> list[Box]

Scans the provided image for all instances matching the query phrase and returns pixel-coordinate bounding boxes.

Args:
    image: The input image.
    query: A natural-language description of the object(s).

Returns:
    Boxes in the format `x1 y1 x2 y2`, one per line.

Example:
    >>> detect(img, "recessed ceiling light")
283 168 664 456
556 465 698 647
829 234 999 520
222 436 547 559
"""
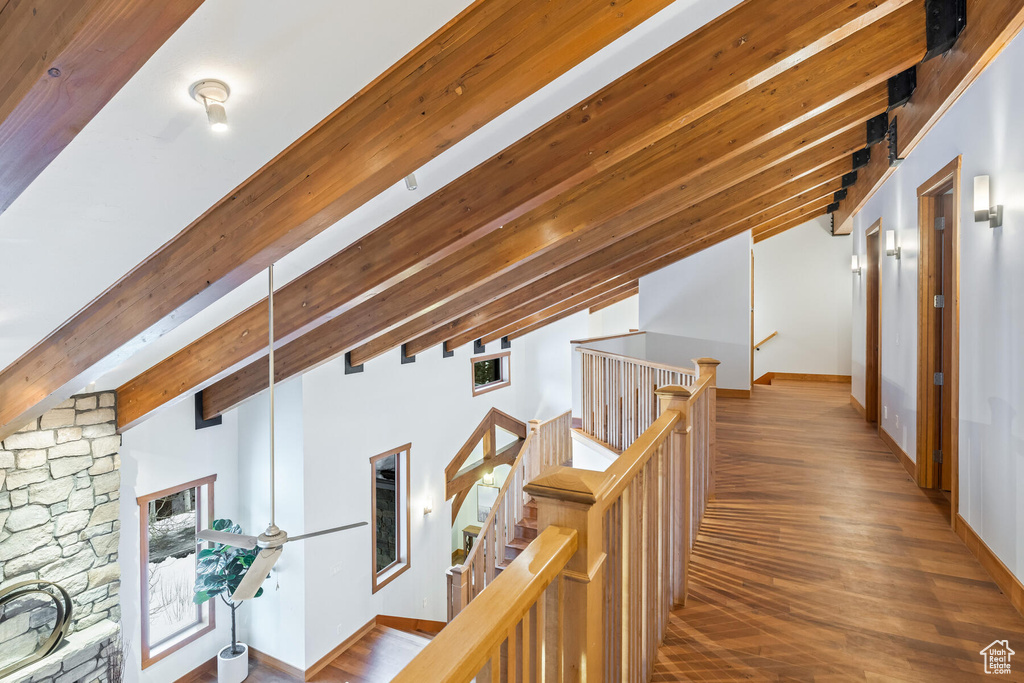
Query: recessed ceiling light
189 79 230 132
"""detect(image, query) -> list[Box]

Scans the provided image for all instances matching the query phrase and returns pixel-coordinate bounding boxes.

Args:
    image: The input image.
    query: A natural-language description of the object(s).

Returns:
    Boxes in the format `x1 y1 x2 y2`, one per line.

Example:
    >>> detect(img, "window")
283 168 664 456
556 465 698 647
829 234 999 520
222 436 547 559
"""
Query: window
371 444 411 593
471 351 511 396
137 475 216 668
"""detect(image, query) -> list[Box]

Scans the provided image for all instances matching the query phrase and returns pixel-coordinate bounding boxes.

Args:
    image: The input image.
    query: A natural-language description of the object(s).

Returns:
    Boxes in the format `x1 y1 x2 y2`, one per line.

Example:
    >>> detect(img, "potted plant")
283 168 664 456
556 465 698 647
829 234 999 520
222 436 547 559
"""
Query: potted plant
194 519 266 683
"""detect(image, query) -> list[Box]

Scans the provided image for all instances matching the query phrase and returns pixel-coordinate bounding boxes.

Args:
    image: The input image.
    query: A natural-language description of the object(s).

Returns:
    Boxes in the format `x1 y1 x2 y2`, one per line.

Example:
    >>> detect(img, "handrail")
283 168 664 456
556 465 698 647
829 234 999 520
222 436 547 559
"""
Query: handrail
569 330 646 345
396 526 578 683
754 331 778 350
598 406 682 512
575 345 697 377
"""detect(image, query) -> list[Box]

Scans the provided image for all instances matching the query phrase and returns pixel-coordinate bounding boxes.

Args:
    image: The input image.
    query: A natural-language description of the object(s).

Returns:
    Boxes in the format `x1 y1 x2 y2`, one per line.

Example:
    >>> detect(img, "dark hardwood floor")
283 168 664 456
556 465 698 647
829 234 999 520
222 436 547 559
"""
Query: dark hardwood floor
189 626 428 683
652 380 1024 681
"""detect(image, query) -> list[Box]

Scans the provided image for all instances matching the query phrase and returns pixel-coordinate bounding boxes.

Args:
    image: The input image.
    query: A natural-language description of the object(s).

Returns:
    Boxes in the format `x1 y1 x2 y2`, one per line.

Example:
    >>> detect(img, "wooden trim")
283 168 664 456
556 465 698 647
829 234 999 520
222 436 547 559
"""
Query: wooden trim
915 156 960 521
303 616 376 680
471 351 512 397
173 656 215 683
955 515 1024 620
755 372 851 385
717 389 752 399
376 615 446 635
138 474 217 669
850 394 866 418
753 331 778 349
575 346 696 378
879 426 915 482
570 331 646 345
250 647 303 679
370 445 412 594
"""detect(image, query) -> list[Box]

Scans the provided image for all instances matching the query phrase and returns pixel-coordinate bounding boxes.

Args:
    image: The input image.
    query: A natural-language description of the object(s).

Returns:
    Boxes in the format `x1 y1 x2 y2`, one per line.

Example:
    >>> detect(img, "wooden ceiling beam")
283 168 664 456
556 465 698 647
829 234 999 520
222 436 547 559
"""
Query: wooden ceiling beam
0 0 203 216
334 7 923 364
115 0 916 429
833 0 1024 234
462 164 850 348
506 282 641 342
470 174 846 347
392 86 884 358
202 44 906 420
0 0 675 440
754 209 833 242
589 286 640 315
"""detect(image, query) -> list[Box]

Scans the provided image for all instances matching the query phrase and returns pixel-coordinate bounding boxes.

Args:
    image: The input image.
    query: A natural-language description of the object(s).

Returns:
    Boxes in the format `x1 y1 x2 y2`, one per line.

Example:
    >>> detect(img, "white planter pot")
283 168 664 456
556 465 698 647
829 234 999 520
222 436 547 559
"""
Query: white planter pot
218 642 248 683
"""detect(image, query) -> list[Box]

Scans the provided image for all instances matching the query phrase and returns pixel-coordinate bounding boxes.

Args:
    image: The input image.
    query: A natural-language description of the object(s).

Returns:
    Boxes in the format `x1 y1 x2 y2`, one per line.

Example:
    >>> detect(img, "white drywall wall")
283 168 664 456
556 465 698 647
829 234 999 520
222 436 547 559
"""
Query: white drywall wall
849 31 1024 585
118 398 241 683
587 296 639 339
638 231 753 390
753 218 853 380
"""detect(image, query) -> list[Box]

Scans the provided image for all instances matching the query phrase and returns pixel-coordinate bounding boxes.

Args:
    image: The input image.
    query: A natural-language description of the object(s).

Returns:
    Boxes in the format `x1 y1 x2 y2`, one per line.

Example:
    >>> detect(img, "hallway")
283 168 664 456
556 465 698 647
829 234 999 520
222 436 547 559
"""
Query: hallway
653 381 1024 681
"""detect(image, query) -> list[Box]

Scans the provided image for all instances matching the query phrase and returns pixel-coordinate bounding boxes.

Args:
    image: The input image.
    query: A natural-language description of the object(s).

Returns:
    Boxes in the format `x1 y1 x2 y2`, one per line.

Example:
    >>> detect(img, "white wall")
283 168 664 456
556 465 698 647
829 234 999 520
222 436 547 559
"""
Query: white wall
850 32 1024 584
639 231 753 390
298 312 587 668
237 378 307 671
118 398 240 683
587 295 639 339
754 218 852 380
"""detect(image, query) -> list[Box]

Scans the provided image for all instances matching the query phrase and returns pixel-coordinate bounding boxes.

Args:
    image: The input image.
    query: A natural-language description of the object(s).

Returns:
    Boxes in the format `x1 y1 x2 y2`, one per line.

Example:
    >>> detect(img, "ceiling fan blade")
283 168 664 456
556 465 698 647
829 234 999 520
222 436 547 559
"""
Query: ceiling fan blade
286 521 368 543
230 547 283 601
198 529 259 550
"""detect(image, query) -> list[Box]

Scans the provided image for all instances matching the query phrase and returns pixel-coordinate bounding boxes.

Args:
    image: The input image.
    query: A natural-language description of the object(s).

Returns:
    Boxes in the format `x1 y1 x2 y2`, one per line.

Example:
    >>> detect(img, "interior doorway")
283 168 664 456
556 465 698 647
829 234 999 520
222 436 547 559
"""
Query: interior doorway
864 221 881 423
916 157 961 517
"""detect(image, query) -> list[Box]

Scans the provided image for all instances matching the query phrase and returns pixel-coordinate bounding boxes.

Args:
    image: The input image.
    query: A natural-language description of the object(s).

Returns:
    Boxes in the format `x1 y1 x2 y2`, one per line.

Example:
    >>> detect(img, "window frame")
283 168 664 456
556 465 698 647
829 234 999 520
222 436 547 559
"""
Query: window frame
471 351 512 396
137 474 217 669
370 444 411 593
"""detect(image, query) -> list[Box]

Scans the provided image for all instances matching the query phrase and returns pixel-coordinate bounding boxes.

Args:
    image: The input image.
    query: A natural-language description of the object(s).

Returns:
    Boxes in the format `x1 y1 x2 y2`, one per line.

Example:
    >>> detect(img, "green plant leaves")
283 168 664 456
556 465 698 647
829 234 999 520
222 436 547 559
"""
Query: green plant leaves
194 518 264 605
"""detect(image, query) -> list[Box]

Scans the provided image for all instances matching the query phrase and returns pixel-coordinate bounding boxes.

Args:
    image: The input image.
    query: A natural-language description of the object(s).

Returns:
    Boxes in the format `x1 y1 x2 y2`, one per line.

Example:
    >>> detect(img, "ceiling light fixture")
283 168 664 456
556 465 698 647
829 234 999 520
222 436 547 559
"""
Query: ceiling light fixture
190 79 231 132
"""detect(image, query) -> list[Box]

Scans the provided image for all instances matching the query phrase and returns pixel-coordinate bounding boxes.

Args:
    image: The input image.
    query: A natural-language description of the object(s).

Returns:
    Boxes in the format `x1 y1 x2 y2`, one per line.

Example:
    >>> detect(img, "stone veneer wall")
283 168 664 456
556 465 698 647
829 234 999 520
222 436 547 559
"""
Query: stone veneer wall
0 392 121 680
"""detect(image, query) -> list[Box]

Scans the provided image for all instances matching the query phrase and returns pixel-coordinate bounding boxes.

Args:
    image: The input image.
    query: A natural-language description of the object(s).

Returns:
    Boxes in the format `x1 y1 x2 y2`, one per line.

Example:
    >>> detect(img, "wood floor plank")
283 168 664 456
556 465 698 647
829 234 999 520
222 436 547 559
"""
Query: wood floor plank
653 381 1024 681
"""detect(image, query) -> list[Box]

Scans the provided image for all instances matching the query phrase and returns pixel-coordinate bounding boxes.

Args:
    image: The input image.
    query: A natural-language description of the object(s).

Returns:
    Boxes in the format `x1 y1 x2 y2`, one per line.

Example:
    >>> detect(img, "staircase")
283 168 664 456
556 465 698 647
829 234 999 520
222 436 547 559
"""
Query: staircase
500 499 538 566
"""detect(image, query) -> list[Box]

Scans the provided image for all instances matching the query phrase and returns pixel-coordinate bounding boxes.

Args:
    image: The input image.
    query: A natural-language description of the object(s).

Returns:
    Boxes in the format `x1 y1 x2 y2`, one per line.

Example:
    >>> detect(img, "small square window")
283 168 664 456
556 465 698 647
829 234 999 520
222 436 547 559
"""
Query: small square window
471 351 511 396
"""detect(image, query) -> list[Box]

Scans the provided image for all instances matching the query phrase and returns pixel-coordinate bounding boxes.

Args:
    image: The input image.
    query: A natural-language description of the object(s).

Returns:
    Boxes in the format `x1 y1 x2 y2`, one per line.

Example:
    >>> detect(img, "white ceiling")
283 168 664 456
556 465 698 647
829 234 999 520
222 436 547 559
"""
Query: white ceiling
0 0 747 403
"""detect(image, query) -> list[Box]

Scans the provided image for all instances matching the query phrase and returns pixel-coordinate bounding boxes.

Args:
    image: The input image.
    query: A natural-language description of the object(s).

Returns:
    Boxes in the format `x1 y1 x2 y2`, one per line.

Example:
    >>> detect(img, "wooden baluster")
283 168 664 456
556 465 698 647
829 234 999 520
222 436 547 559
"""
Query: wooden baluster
694 358 720 499
656 384 693 606
524 467 608 683
449 565 469 621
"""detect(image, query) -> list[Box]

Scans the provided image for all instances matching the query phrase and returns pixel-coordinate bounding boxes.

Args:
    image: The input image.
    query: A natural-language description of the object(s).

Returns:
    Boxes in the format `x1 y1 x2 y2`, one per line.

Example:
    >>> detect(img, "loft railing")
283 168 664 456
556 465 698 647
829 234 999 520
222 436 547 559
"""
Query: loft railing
400 360 719 682
578 345 704 451
447 410 572 620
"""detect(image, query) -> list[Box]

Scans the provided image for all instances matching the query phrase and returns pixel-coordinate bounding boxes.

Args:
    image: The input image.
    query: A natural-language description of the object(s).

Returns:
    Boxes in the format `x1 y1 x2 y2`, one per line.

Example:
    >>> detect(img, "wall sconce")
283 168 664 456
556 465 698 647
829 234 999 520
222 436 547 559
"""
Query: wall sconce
885 230 901 259
423 497 433 516
482 471 494 486
851 254 862 275
404 173 418 191
189 79 230 132
974 175 1004 228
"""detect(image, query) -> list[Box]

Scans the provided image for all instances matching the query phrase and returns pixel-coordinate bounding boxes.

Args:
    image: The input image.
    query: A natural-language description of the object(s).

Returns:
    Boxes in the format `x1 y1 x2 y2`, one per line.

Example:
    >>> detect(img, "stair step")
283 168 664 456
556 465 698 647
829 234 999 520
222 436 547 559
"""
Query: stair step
504 537 530 562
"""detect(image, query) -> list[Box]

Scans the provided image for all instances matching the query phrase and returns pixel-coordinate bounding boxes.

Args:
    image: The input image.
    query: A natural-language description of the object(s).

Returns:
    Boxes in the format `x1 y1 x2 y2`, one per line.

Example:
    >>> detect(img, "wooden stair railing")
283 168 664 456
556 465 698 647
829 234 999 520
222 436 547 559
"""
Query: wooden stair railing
401 358 720 682
578 346 697 451
444 408 528 524
447 410 572 621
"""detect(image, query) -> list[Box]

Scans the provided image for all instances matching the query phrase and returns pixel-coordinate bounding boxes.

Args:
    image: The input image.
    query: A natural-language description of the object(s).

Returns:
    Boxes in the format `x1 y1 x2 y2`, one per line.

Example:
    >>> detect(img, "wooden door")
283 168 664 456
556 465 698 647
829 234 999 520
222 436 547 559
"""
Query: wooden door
937 193 954 490
865 228 881 423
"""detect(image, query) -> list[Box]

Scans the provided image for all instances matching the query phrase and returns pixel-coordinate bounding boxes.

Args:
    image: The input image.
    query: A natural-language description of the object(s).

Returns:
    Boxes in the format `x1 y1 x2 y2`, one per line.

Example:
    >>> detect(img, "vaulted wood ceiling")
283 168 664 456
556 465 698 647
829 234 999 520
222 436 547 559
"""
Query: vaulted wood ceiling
2 0 1022 437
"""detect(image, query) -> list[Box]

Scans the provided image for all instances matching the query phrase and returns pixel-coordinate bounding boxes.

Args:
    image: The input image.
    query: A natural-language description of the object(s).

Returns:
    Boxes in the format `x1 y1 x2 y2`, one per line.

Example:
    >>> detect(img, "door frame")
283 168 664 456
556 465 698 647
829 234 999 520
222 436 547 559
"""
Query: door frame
915 156 961 522
864 220 882 424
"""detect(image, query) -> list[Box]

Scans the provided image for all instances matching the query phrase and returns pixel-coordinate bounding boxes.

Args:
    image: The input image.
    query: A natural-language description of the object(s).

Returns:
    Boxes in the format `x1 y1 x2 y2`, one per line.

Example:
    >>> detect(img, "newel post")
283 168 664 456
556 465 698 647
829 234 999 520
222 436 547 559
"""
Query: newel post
655 385 692 606
693 357 720 497
523 467 608 683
